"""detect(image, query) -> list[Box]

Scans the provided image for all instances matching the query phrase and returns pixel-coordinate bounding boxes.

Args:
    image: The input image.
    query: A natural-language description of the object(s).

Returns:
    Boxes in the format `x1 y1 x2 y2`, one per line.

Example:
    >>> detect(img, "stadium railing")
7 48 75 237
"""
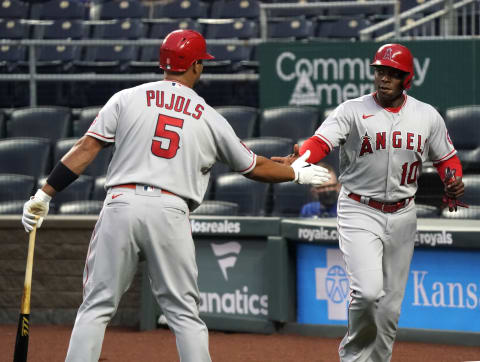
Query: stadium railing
360 0 479 41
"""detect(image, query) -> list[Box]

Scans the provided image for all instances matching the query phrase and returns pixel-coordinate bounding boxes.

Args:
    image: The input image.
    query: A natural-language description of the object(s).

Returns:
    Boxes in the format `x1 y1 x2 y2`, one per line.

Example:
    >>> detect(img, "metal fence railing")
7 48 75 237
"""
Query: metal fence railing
0 38 261 106
259 0 401 40
360 0 480 41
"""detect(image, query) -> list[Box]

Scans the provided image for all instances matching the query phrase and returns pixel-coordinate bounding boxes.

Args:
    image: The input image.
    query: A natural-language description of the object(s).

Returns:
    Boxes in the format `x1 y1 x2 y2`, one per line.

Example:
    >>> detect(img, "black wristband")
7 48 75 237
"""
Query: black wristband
47 162 79 192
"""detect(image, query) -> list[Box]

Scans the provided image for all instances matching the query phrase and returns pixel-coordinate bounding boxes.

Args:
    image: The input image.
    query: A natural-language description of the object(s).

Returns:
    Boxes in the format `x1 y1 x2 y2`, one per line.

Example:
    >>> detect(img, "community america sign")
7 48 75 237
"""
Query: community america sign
259 40 479 112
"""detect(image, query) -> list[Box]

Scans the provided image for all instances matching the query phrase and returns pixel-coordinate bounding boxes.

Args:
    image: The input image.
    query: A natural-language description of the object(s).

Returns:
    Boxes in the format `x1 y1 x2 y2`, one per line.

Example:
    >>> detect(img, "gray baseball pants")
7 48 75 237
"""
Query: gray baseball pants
65 185 211 362
337 188 416 362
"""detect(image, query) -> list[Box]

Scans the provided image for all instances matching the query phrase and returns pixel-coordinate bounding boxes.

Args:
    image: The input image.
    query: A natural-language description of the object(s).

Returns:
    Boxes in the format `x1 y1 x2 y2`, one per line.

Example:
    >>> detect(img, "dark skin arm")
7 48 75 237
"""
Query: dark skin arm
271 144 300 166
245 155 295 183
41 135 106 197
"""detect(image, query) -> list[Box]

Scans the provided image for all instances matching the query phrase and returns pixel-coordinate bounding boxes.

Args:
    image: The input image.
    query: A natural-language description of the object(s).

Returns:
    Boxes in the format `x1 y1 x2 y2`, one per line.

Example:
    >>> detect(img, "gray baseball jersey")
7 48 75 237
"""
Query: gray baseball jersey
87 80 256 209
67 80 258 362
315 93 455 201
313 92 457 362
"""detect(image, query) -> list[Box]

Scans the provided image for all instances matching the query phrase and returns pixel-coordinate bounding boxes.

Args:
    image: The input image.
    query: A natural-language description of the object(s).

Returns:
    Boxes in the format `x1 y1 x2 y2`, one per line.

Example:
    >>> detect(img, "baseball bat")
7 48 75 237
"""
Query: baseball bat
13 219 38 362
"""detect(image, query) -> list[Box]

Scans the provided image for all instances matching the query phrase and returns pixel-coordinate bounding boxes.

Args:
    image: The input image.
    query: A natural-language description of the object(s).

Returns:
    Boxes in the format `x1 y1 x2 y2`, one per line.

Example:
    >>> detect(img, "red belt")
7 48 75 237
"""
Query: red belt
348 192 413 213
112 183 177 197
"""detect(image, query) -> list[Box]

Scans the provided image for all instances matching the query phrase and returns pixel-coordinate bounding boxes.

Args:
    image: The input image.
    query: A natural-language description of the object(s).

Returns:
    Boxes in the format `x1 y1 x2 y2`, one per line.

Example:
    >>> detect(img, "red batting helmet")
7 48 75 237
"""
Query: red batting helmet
370 43 414 90
159 29 214 72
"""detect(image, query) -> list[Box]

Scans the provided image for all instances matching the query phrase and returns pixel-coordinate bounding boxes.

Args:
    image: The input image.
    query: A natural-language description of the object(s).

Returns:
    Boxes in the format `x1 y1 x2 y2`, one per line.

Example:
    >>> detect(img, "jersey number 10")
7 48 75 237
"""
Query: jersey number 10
400 160 421 185
151 114 184 159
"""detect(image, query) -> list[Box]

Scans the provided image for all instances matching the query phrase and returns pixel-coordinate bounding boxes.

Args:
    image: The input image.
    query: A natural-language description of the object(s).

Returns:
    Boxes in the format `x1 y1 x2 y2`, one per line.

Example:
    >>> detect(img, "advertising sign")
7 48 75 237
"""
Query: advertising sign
196 239 269 320
400 248 480 332
296 244 480 332
297 244 349 325
259 40 480 112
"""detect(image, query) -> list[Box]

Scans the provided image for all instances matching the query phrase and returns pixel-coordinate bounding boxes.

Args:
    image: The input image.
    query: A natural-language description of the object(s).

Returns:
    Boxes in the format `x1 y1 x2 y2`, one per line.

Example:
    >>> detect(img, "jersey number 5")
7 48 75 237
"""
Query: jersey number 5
151 114 184 159
400 160 421 185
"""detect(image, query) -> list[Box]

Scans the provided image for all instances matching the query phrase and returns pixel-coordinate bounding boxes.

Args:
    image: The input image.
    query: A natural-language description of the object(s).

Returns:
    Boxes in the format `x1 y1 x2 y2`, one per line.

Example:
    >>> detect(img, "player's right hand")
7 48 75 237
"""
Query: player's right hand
291 150 330 186
22 189 52 232
271 144 300 166
442 168 468 212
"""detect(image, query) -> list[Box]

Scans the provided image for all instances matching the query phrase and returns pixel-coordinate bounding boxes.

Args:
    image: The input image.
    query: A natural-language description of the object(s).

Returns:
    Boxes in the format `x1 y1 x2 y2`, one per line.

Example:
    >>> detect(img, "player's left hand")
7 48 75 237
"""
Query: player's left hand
22 189 52 232
271 144 300 165
442 172 468 212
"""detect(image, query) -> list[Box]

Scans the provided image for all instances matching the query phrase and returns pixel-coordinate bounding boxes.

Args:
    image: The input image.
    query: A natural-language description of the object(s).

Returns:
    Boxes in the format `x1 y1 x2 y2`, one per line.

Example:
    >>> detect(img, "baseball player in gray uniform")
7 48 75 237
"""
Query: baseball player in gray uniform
21 30 330 362
275 44 467 362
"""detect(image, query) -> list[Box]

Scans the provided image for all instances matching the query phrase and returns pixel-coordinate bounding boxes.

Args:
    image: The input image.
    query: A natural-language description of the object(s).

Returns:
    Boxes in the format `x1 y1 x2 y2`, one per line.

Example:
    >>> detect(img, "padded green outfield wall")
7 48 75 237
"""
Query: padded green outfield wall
259 40 479 113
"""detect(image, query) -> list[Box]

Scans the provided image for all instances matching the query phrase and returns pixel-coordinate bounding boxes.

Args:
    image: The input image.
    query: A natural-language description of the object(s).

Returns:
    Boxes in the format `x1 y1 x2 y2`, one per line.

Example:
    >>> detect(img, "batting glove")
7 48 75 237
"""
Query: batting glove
442 167 469 212
22 189 51 233
291 150 331 185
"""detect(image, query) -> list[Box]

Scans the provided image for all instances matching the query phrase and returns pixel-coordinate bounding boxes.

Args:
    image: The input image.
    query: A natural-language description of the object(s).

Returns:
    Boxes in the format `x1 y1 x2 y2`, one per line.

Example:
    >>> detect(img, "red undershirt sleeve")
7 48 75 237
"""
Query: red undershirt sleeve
434 154 463 182
299 136 330 164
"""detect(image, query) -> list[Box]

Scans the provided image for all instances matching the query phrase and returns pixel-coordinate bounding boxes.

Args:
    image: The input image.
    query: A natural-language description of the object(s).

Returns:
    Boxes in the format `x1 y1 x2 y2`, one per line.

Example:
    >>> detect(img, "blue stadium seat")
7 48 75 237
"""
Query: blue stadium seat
415 204 440 218
55 138 112 177
35 44 81 64
327 1 384 16
271 182 311 217
73 106 102 137
204 19 258 39
83 45 137 62
268 17 314 39
192 200 239 216
0 47 27 106
204 44 253 73
30 0 86 20
400 0 442 12
0 19 29 39
91 19 144 39
441 205 480 219
58 200 104 215
148 19 203 39
207 44 253 62
459 175 480 205
76 44 138 73
0 138 51 178
215 173 269 215
0 0 29 19
90 0 147 20
316 17 369 39
0 111 5 138
7 107 72 144
210 162 231 181
243 137 294 159
0 174 35 202
0 45 27 72
0 200 25 214
210 0 260 19
33 19 85 39
416 167 444 208
38 175 94 212
153 0 208 19
92 176 106 200
259 106 319 140
445 105 480 172
215 106 257 139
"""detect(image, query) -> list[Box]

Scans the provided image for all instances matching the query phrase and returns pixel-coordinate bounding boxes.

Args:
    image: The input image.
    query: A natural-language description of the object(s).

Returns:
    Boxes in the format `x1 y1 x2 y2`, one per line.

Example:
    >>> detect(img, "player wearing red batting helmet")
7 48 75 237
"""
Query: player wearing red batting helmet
159 29 215 72
274 42 467 362
369 43 415 111
371 43 414 89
